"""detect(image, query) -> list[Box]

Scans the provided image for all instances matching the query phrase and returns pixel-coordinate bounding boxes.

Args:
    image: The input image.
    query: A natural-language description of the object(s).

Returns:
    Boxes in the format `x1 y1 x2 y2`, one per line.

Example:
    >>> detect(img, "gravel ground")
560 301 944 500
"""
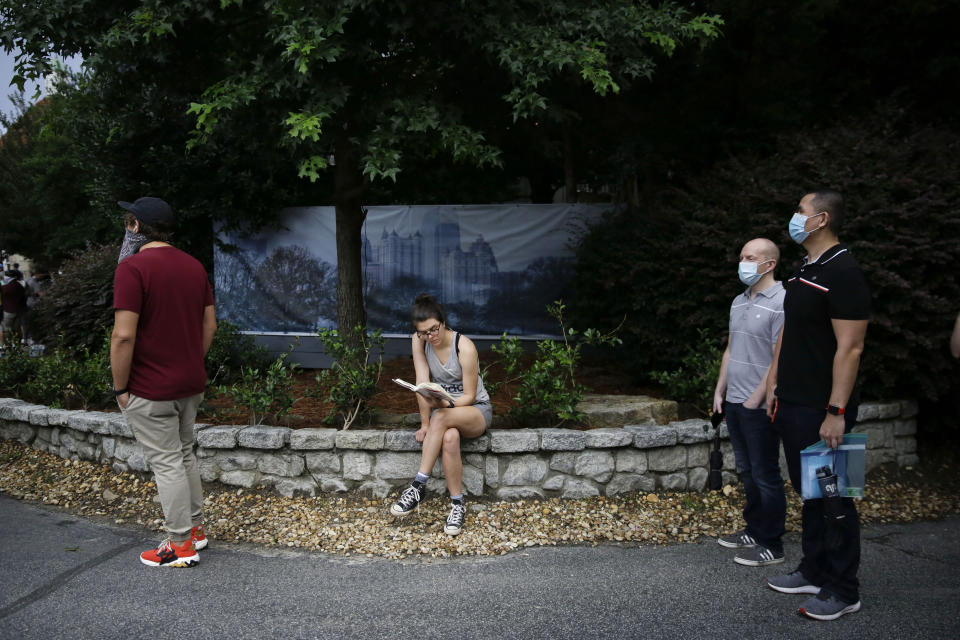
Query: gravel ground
2 439 958 561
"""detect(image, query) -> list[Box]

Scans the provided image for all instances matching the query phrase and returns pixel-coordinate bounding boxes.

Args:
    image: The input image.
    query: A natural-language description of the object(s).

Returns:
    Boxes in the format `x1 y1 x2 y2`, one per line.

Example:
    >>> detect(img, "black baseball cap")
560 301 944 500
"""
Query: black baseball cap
117 197 175 226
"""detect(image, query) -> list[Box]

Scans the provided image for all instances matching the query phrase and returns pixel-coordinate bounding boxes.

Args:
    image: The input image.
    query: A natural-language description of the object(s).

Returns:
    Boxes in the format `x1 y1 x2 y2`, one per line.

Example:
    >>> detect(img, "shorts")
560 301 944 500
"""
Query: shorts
1 312 21 332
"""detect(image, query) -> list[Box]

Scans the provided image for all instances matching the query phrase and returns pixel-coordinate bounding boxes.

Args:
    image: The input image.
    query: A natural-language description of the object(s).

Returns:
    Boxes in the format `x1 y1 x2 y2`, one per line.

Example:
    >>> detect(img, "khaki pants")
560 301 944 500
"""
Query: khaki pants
122 392 205 542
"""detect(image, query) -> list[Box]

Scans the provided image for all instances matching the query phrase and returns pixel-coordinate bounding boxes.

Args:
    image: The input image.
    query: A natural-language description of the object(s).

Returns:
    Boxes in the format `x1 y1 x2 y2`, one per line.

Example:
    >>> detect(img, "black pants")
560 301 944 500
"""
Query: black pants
775 399 860 604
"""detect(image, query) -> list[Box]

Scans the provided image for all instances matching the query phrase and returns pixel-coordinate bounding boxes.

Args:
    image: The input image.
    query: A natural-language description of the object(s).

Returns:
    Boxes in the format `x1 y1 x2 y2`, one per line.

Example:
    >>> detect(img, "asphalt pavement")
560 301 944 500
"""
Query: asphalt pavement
1 494 958 640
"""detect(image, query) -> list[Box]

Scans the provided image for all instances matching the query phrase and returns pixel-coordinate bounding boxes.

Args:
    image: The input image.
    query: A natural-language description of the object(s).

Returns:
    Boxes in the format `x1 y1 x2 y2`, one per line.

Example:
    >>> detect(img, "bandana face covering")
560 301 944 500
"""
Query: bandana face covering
118 228 150 263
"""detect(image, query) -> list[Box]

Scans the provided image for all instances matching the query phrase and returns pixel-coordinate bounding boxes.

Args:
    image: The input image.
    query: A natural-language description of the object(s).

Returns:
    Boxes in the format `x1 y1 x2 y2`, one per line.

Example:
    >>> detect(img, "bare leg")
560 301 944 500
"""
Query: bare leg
418 406 487 478
442 429 462 495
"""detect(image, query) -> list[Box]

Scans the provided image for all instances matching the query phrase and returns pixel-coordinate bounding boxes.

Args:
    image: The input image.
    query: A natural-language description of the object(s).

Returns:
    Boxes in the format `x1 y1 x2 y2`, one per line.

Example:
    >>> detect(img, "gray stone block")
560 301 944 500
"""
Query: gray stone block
496 486 545 500
502 455 548 485
462 464 484 496
464 454 484 468
107 415 133 438
216 451 259 472
721 471 738 486
319 476 349 492
3 402 45 422
305 452 340 474
856 403 880 421
342 451 373 480
75 442 97 460
899 400 919 419
615 449 648 474
543 474 567 491
382 430 421 452
257 453 305 477
584 428 634 448
688 468 708 492
539 429 586 451
721 442 736 470
562 478 600 499
66 412 110 434
489 429 540 453
574 450 615 483
893 419 917 436
50 427 60 445
0 397 25 408
865 447 895 472
658 472 688 490
111 461 129 474
894 437 917 454
60 431 80 452
197 426 242 449
897 454 919 467
2 422 35 444
192 423 210 439
290 428 338 450
674 419 711 444
357 480 393 499
198 458 220 482
35 426 52 442
485 457 500 488
461 433 491 452
220 470 259 488
373 452 421 480
426 477 448 495
195 446 216 458
238 425 290 449
273 477 317 498
687 443 710 468
101 437 116 459
648 446 687 472
549 451 578 474
628 425 677 449
128 448 149 472
335 430 385 450
877 402 900 419
28 408 77 427
605 472 656 496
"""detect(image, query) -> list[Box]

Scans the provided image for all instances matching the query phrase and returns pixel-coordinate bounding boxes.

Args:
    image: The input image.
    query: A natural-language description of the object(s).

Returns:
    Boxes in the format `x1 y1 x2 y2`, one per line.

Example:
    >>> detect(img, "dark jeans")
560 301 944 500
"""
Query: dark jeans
775 399 860 604
724 401 786 552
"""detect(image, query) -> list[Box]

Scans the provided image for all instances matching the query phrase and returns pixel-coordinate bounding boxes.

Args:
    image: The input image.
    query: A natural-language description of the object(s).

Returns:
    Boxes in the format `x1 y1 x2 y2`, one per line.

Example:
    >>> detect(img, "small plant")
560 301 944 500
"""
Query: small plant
218 351 299 425
492 301 621 427
0 336 37 398
23 337 112 409
650 327 723 416
310 326 384 429
205 320 272 386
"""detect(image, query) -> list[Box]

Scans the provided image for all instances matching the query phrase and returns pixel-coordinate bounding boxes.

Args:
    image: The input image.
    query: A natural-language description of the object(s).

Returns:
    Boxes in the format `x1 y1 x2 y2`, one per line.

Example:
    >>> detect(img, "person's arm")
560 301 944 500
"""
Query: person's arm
456 336 480 406
765 326 784 419
410 333 439 440
951 312 960 359
202 305 217 356
819 318 869 448
713 333 731 414
110 310 139 409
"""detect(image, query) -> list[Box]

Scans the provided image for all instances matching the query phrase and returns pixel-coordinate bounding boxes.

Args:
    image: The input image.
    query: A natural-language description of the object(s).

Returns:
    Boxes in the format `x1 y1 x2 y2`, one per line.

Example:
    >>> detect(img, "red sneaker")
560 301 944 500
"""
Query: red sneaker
191 524 208 551
140 538 199 567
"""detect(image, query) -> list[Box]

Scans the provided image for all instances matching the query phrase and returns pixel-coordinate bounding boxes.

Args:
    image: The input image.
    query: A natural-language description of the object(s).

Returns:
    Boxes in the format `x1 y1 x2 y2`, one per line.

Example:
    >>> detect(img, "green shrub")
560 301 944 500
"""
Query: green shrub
492 301 621 427
311 326 384 429
205 319 272 385
217 352 298 425
570 104 960 404
21 338 112 409
649 328 723 416
0 337 37 398
30 242 118 350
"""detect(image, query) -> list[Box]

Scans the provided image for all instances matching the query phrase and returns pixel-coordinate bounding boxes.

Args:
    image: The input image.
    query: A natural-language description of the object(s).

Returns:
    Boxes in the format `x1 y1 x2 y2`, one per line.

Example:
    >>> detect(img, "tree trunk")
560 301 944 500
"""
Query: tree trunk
333 138 367 347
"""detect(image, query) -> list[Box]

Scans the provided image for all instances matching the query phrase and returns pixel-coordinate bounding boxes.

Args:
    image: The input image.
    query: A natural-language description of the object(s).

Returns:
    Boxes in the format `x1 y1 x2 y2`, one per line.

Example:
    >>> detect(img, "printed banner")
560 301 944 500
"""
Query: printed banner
214 204 612 336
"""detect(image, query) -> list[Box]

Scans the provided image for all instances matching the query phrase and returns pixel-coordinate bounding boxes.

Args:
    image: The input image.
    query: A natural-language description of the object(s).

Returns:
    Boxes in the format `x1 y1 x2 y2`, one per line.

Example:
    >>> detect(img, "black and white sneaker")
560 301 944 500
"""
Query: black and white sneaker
717 529 756 549
734 544 785 567
390 484 424 517
444 502 466 536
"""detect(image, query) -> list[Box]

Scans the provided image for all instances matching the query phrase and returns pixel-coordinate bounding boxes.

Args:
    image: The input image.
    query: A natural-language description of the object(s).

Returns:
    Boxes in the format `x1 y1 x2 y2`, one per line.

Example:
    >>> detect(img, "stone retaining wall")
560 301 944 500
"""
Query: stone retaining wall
0 397 918 500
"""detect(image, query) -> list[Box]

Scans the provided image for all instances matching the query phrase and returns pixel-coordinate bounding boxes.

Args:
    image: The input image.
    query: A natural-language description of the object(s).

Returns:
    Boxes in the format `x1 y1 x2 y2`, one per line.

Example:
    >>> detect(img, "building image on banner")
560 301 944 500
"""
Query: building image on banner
214 204 612 336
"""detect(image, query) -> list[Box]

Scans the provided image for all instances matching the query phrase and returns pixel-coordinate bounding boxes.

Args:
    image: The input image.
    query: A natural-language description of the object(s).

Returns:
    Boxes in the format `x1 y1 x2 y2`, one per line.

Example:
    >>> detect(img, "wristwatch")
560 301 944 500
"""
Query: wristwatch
826 404 845 416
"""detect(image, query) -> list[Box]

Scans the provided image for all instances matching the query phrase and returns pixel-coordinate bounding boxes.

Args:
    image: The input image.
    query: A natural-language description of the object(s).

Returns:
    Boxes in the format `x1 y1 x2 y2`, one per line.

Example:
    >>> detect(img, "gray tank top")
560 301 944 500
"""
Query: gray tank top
425 331 490 405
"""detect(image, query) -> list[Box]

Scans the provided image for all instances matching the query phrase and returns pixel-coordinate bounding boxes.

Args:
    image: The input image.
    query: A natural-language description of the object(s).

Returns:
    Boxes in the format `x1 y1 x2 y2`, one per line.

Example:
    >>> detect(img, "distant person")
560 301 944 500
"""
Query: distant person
765 189 870 621
714 238 787 567
388 294 493 536
951 312 960 359
111 196 218 567
0 270 27 343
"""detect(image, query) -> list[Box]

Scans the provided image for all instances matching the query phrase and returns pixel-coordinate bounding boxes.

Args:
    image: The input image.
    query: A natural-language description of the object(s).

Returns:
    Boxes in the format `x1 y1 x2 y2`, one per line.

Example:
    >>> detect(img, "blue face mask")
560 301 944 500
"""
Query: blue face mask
788 211 824 244
738 260 772 287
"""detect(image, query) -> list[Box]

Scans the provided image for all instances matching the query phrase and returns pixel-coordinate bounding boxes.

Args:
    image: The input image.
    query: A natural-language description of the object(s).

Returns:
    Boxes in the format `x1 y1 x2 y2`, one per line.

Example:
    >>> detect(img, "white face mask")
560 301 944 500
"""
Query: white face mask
738 260 772 286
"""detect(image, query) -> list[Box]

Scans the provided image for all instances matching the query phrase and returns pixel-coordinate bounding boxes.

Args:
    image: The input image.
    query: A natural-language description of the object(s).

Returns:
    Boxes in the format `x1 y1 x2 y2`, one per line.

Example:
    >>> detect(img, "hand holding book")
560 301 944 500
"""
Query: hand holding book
392 378 456 407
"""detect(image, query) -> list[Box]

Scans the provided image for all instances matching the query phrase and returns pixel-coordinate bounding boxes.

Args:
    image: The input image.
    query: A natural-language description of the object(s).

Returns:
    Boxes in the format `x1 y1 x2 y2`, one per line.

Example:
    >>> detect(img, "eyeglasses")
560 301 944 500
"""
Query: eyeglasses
416 323 442 339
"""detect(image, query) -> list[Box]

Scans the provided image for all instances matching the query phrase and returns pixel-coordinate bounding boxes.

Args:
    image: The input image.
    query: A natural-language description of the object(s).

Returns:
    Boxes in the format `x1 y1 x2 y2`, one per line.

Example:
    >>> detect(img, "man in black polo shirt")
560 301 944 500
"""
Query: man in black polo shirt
764 189 870 621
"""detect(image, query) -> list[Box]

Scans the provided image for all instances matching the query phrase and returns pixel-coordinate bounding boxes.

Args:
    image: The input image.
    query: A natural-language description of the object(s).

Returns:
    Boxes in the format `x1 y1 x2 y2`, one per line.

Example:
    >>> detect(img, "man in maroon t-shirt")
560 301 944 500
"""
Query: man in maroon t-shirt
111 196 218 568
1 270 27 343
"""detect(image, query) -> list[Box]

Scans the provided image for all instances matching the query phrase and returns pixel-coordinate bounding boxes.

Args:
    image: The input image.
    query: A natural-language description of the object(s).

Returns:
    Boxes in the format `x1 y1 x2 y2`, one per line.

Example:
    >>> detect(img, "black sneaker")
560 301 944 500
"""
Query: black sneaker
734 544 785 566
444 502 466 536
767 570 821 595
798 592 861 621
717 529 756 549
390 484 424 517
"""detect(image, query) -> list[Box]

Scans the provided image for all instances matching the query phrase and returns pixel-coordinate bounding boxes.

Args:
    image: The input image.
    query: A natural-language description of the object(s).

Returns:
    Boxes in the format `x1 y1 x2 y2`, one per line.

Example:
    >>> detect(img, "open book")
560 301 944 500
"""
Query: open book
392 378 456 405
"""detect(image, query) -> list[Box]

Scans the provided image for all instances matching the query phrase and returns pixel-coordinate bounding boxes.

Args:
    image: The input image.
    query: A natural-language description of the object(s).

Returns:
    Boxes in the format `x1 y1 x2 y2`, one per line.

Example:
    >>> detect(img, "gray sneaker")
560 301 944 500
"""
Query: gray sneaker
734 545 784 566
717 530 757 549
766 570 821 594
798 592 861 621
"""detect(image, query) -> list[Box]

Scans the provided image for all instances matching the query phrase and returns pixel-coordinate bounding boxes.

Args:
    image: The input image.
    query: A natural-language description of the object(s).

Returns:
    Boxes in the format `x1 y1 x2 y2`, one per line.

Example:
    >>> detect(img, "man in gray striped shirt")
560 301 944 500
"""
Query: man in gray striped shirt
713 238 787 567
